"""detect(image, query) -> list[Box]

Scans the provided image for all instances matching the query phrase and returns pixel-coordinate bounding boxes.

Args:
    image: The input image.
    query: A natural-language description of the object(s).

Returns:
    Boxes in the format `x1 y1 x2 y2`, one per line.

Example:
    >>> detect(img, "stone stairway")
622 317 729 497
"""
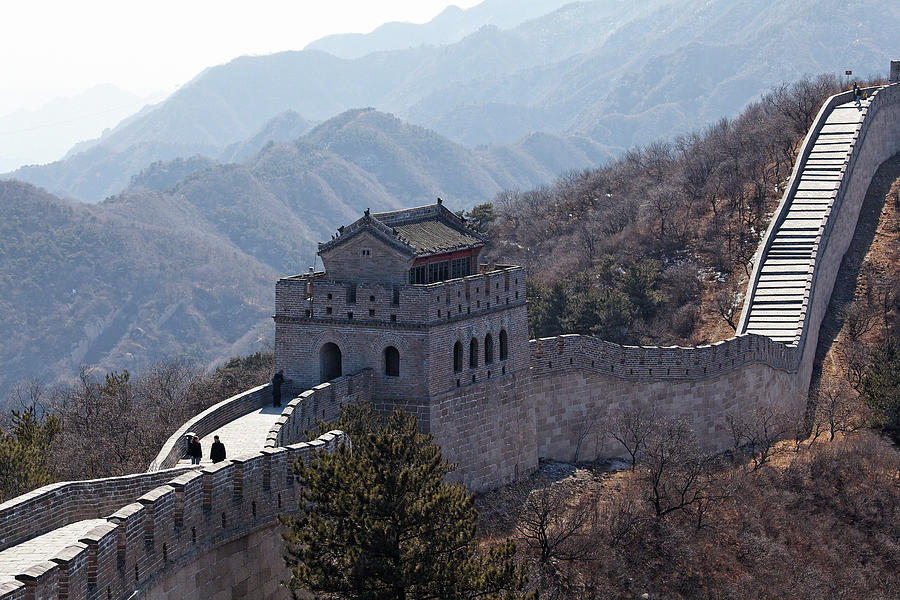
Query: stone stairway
743 100 869 343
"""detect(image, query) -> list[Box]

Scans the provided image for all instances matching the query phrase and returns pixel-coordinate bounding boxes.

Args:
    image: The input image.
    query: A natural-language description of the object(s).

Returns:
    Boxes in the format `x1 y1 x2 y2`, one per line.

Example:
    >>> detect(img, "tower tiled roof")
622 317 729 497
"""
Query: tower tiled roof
318 200 487 256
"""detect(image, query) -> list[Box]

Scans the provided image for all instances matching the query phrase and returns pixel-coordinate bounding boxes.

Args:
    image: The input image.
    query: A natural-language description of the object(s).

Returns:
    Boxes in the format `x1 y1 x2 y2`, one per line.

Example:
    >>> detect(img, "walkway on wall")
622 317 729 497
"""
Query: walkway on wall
0 519 106 588
178 404 285 466
743 98 871 343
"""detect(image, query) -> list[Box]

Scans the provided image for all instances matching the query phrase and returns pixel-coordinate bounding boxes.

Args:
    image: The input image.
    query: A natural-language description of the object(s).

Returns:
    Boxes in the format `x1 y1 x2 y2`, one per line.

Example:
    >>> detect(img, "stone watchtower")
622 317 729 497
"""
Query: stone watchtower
274 200 536 490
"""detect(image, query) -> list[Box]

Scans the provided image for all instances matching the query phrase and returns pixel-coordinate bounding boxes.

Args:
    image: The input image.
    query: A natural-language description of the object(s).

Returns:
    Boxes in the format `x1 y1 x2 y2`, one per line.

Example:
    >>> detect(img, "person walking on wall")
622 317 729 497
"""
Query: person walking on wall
210 435 226 463
272 369 285 408
853 82 861 107
188 435 202 465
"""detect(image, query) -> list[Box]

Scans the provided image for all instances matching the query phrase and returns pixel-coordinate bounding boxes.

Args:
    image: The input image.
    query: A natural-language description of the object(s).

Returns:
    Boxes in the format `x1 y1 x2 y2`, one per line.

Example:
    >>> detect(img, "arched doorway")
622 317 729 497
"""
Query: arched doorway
320 343 342 382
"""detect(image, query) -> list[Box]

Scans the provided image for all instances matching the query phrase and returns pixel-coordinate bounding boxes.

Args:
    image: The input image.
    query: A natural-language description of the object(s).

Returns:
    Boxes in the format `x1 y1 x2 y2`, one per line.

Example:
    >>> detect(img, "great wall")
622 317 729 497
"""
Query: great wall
1 72 898 599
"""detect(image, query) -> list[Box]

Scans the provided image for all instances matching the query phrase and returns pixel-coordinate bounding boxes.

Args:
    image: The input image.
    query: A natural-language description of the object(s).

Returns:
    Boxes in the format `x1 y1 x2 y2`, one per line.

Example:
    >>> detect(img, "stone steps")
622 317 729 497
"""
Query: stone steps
742 96 869 342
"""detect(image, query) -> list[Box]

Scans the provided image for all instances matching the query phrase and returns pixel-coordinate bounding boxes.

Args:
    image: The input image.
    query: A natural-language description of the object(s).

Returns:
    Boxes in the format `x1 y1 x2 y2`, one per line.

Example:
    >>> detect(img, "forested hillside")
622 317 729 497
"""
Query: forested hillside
483 75 850 346
0 181 275 401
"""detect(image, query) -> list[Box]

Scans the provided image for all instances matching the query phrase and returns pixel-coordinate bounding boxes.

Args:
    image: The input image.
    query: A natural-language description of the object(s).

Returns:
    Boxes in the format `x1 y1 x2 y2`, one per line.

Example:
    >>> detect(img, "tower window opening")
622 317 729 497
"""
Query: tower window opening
384 346 400 377
469 338 479 368
499 329 508 361
453 341 463 373
485 333 494 364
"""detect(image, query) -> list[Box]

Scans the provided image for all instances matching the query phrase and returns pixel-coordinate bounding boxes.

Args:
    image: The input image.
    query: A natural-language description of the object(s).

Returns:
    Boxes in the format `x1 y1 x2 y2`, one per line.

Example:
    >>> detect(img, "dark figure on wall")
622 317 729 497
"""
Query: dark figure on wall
188 436 202 465
210 435 226 463
272 370 285 407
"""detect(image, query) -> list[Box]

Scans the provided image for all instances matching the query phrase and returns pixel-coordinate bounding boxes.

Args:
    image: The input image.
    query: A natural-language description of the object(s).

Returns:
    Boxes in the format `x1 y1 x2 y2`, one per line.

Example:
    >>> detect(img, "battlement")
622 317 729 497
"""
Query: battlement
529 333 798 380
0 431 345 600
275 265 526 328
265 369 373 447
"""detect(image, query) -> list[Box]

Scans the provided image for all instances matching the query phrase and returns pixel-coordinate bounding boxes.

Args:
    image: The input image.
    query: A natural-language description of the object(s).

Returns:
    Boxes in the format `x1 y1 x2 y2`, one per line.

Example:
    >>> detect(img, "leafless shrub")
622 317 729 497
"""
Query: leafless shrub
609 405 656 470
641 418 730 525
516 483 597 565
727 402 795 470
714 276 743 330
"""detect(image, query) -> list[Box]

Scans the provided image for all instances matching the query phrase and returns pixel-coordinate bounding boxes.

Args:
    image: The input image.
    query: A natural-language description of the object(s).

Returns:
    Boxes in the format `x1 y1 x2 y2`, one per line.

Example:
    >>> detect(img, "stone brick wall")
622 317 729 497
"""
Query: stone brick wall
430 371 537 492
0 468 192 553
529 82 900 464
319 223 415 286
0 431 345 600
794 83 900 367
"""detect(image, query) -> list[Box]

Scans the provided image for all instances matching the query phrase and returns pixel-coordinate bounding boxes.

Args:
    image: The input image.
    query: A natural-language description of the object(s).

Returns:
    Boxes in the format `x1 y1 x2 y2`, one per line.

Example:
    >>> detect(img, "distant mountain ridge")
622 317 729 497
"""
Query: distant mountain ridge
6 0 895 203
305 0 575 59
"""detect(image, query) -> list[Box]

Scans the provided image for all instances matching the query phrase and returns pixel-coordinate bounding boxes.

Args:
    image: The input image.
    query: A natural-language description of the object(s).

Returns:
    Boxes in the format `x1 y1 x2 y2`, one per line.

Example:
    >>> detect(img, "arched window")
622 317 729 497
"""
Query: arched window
484 333 494 364
453 341 463 373
384 346 400 377
320 342 342 382
499 329 508 361
469 338 479 368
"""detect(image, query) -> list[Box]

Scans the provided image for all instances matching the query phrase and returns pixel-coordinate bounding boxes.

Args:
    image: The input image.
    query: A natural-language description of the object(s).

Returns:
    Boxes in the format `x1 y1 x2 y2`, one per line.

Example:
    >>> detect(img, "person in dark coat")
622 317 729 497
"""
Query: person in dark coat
188 435 202 465
272 370 285 407
210 435 226 463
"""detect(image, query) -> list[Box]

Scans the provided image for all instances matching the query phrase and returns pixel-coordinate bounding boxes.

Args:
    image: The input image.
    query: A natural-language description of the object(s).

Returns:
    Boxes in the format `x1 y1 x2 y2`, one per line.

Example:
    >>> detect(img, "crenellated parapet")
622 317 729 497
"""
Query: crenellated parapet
529 333 798 380
0 431 345 600
276 265 525 329
265 369 373 448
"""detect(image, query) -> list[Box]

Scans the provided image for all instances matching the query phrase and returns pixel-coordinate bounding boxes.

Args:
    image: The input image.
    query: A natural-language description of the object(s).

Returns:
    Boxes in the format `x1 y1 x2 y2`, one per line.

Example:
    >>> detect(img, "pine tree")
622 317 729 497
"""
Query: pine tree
0 406 59 501
282 407 532 600
860 337 900 442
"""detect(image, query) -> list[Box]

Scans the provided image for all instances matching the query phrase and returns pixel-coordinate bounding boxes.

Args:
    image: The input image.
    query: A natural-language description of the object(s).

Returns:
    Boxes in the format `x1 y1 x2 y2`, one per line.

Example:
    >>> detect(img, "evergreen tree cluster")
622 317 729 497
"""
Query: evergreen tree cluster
283 406 532 600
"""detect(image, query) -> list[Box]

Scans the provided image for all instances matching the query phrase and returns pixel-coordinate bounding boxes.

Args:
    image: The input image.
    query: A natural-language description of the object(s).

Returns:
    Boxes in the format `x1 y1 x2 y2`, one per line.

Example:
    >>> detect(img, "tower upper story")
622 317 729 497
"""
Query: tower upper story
275 200 525 330
316 199 488 286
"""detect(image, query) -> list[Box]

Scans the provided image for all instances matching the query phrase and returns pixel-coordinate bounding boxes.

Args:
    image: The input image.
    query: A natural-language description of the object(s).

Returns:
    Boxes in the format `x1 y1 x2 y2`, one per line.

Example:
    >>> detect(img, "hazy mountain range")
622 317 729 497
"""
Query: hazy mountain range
0 85 163 172
5 0 895 203
1 0 897 398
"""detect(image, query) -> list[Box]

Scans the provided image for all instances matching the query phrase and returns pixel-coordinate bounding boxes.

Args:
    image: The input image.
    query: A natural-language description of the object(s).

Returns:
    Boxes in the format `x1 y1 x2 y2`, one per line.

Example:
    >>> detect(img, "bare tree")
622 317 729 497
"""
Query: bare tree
836 299 879 390
572 411 604 463
810 379 863 444
727 402 794 470
714 276 743 330
640 418 725 523
609 405 656 470
516 483 596 565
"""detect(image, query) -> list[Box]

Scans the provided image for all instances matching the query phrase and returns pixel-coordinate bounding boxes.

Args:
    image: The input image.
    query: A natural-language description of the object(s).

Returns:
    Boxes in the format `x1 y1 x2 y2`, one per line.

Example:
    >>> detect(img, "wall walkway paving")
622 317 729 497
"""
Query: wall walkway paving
177 405 286 467
0 520 105 590
743 97 872 342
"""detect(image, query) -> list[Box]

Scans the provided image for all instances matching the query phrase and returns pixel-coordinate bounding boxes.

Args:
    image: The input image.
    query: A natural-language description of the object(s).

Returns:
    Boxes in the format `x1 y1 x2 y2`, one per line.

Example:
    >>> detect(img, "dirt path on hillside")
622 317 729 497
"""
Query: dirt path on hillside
806 152 900 416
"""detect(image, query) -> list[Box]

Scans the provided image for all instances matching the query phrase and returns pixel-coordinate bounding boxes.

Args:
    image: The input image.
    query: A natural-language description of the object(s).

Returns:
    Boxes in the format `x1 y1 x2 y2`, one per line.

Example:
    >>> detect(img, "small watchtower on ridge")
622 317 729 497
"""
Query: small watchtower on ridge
274 200 535 488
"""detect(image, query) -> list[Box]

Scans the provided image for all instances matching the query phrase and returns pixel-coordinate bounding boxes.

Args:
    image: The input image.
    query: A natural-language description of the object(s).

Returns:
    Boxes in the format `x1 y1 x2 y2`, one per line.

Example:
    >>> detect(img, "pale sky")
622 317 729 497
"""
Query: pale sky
0 0 481 116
